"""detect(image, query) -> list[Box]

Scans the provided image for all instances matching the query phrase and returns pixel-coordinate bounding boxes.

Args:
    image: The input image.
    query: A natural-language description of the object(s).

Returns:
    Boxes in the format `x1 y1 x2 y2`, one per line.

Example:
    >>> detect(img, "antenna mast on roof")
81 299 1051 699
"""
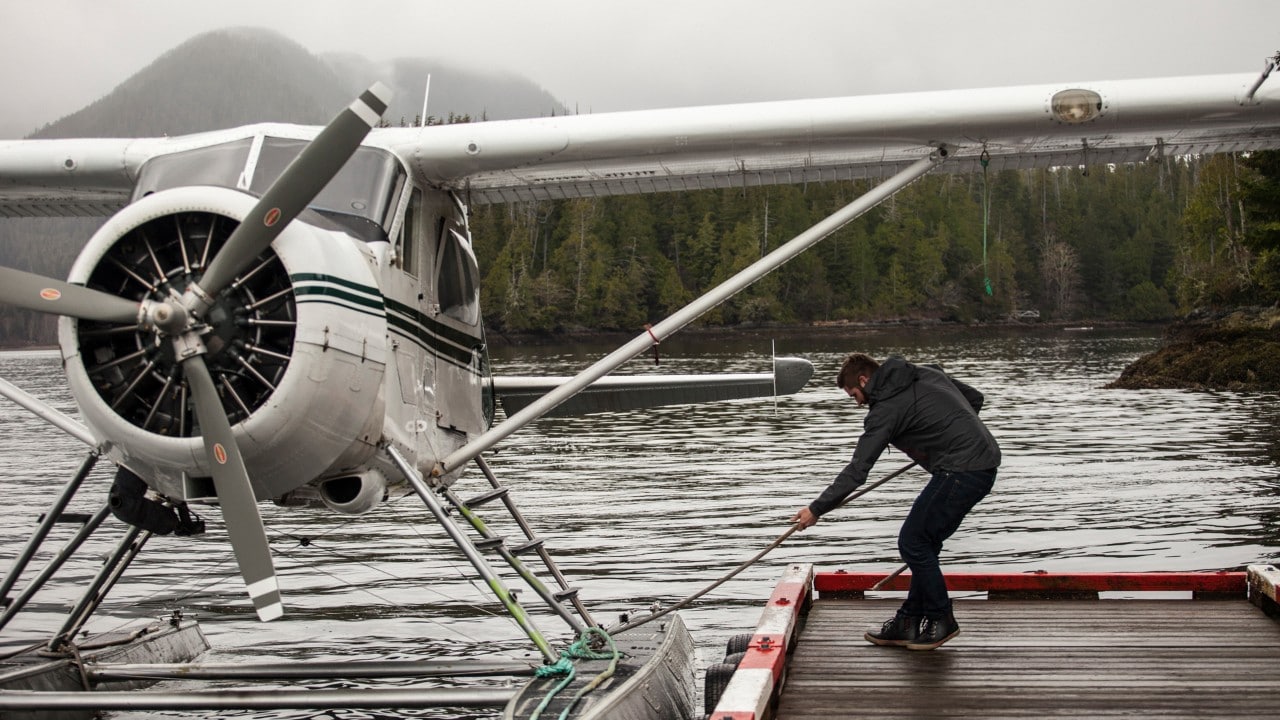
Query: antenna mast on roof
421 75 432 126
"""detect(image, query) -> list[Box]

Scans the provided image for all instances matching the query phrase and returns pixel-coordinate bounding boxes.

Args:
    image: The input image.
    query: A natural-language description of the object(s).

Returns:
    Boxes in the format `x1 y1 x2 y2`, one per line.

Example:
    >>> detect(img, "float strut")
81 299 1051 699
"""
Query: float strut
435 151 947 476
386 446 559 664
0 452 98 615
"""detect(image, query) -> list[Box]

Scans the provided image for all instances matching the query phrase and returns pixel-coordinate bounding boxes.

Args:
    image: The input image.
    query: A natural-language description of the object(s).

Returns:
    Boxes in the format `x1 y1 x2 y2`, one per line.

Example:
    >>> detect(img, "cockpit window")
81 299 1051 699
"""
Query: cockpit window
130 139 254 200
437 228 480 325
130 137 407 235
251 139 405 230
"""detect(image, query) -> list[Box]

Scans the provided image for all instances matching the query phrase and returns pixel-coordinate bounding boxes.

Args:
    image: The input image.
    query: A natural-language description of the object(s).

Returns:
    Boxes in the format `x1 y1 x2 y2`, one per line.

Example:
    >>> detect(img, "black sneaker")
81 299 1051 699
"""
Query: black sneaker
864 614 921 647
906 613 960 650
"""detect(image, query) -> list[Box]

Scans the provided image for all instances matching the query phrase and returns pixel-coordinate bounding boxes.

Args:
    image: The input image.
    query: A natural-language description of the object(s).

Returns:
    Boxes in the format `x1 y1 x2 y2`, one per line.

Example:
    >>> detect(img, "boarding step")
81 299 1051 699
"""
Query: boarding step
553 588 581 603
408 450 600 634
510 538 545 555
463 487 509 509
475 537 549 558
36 512 93 524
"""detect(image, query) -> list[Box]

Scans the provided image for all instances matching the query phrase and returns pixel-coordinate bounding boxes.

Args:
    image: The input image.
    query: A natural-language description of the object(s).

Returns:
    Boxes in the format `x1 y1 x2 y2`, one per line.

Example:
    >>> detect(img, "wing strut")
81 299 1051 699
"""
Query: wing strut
434 149 948 477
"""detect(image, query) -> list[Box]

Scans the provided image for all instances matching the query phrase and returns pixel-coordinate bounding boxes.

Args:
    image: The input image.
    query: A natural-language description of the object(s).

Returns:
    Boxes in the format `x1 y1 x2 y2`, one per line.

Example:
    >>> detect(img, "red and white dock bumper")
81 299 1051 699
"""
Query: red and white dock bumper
708 563 812 720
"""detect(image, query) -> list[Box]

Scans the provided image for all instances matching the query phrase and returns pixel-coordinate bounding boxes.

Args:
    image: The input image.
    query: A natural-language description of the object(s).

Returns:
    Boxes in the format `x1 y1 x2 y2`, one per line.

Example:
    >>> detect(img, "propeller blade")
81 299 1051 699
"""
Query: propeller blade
196 83 393 298
182 355 283 621
0 266 141 324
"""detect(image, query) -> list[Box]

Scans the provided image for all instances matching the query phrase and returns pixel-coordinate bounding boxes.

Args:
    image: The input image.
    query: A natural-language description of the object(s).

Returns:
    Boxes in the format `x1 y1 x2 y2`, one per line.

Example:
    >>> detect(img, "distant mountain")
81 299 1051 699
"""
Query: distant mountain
324 54 568 124
32 27 567 139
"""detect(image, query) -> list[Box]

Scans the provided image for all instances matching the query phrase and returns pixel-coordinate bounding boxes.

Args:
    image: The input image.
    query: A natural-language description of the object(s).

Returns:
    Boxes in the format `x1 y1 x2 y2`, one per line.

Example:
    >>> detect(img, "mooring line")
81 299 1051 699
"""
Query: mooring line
607 461 917 634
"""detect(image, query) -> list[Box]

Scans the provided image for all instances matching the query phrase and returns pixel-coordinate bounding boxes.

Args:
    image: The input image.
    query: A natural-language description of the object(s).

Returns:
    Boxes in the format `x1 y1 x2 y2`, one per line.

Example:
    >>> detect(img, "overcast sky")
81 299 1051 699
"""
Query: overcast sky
3 0 1280 138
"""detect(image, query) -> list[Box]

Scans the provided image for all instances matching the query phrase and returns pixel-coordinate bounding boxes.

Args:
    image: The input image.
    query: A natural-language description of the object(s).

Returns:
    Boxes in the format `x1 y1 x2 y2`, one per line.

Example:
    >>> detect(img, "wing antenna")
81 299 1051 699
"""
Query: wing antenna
421 74 432 127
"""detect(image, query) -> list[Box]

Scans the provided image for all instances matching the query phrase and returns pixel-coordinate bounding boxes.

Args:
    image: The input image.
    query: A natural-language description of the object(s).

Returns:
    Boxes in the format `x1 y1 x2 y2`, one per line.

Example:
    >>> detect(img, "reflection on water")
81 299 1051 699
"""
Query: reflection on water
1 326 1278 718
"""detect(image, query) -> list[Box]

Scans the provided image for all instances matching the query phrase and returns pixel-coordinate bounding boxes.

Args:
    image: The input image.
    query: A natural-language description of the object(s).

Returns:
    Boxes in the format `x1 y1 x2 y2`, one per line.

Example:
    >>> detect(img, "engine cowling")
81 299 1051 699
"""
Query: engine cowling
58 186 388 502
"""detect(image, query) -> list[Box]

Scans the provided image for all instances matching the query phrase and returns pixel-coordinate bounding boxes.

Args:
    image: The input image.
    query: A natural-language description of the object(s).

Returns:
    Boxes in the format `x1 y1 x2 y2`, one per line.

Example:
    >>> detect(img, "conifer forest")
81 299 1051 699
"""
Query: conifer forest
2 151 1278 346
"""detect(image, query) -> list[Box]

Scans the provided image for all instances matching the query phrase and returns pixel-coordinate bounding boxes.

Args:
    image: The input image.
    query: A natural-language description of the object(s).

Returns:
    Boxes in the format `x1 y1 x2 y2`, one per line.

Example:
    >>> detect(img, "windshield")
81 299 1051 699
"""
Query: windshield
131 139 253 200
251 139 405 230
131 137 406 231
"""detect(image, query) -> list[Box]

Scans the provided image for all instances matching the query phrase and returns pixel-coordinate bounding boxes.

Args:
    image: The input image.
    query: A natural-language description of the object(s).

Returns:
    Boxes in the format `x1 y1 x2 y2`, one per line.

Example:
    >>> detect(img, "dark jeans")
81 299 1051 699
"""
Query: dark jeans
897 467 997 620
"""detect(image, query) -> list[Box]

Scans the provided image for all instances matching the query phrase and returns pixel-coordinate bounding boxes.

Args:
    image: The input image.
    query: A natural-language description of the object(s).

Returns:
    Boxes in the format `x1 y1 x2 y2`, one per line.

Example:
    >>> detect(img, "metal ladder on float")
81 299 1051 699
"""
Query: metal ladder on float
385 446 595 664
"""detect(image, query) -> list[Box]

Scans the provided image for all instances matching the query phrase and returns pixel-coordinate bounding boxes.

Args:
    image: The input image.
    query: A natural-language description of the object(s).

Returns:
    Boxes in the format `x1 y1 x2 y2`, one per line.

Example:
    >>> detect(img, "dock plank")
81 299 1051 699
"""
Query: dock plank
775 599 1280 719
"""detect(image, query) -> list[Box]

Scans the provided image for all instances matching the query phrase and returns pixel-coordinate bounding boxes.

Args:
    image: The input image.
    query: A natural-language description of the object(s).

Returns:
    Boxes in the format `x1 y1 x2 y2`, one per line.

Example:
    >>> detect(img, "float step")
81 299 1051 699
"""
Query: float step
510 538 545 555
462 487 509 509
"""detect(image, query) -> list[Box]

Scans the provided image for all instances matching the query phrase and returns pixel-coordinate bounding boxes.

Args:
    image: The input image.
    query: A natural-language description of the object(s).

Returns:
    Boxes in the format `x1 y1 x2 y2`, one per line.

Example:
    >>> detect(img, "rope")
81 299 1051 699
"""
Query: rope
530 627 620 720
980 150 993 296
608 461 917 634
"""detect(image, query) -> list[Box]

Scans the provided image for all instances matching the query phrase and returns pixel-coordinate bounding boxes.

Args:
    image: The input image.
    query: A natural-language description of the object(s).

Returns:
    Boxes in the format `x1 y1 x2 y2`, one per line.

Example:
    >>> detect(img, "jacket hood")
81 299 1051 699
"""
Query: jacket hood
866 356 916 405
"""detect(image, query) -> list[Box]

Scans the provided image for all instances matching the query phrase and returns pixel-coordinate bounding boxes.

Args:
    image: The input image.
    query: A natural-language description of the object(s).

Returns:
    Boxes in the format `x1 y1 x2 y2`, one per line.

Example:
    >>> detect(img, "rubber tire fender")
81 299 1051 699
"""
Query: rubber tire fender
724 633 754 655
703 661 738 715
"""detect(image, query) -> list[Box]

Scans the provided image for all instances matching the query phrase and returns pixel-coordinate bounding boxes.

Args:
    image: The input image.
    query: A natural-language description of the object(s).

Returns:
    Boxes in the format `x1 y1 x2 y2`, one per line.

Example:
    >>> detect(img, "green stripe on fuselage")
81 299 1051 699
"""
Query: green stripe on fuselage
289 273 481 375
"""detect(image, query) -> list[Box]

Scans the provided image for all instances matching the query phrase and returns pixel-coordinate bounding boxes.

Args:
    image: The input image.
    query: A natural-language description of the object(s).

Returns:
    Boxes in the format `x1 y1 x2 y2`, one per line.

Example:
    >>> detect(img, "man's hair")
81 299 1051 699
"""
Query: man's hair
835 352 880 389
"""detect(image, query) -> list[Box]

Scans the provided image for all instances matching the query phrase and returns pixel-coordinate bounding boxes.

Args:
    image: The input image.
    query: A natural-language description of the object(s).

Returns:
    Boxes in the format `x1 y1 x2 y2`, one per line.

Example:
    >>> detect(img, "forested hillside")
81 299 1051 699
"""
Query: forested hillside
469 153 1277 334
4 151 1274 346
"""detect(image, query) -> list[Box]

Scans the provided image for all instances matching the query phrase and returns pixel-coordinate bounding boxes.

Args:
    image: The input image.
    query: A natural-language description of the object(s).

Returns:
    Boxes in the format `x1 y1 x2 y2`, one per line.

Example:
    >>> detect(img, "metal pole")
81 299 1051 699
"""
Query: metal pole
1244 52 1280 104
0 505 110 631
86 660 536 682
0 452 98 606
0 687 516 711
60 528 151 645
0 375 96 447
386 446 558 664
871 563 911 591
435 151 946 476
48 523 146 651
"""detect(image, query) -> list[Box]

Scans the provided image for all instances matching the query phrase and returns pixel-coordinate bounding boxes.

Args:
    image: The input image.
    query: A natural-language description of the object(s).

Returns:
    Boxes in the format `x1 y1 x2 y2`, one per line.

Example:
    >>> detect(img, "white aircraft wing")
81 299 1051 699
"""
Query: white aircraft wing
389 71 1280 204
5 71 1280 216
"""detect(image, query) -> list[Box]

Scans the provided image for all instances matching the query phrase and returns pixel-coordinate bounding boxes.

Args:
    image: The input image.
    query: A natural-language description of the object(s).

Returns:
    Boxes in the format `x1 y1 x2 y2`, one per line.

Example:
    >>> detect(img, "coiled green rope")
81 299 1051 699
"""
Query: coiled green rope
529 627 620 720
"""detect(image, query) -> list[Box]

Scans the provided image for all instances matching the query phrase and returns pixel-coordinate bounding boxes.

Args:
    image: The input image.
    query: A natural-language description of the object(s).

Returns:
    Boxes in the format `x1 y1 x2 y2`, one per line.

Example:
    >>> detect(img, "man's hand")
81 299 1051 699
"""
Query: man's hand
790 507 818 530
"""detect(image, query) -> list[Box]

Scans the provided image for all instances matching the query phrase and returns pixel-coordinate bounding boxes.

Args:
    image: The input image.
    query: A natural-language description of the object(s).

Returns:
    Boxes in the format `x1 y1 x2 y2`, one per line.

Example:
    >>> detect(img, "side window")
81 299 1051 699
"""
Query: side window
436 227 480 325
398 189 420 276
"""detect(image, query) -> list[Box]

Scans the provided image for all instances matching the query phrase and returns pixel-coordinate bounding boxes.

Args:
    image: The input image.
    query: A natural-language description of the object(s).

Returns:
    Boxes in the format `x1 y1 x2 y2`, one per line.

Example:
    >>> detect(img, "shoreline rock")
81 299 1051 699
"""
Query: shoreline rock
1106 306 1280 392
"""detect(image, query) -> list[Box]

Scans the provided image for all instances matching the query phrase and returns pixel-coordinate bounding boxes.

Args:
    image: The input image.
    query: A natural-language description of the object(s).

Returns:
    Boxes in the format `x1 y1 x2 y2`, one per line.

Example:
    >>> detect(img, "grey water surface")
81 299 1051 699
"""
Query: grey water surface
2 325 1278 719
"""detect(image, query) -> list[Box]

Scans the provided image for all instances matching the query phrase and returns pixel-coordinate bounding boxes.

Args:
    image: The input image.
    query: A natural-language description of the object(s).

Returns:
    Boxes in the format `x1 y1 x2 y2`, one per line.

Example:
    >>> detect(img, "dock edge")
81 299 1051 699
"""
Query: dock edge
708 563 813 720
1248 563 1280 617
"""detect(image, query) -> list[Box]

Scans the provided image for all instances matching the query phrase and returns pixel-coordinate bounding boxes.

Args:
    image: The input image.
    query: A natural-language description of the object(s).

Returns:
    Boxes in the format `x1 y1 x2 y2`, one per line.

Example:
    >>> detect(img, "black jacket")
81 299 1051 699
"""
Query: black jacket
808 357 1001 517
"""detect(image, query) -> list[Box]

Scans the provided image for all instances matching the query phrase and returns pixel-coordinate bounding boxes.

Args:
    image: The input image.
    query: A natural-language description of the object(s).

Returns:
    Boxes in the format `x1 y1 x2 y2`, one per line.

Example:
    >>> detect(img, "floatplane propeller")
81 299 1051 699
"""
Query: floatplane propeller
0 83 394 621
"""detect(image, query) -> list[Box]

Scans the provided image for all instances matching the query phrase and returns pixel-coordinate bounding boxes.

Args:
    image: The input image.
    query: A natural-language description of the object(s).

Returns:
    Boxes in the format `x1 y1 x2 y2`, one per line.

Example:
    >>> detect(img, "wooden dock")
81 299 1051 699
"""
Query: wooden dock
707 565 1280 720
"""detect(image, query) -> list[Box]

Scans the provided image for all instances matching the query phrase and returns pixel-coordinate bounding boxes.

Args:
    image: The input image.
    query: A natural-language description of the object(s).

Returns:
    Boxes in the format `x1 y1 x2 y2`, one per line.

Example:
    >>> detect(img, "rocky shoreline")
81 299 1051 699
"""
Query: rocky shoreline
1106 305 1280 392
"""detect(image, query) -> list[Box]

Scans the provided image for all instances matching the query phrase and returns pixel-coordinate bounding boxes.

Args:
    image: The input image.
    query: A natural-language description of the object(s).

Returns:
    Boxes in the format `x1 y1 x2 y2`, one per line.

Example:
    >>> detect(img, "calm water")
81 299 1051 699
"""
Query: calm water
1 325 1278 718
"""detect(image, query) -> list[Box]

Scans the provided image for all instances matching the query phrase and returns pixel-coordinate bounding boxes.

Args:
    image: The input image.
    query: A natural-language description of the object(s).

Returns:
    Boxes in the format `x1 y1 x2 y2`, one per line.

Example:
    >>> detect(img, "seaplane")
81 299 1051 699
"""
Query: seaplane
2 50 1280 717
